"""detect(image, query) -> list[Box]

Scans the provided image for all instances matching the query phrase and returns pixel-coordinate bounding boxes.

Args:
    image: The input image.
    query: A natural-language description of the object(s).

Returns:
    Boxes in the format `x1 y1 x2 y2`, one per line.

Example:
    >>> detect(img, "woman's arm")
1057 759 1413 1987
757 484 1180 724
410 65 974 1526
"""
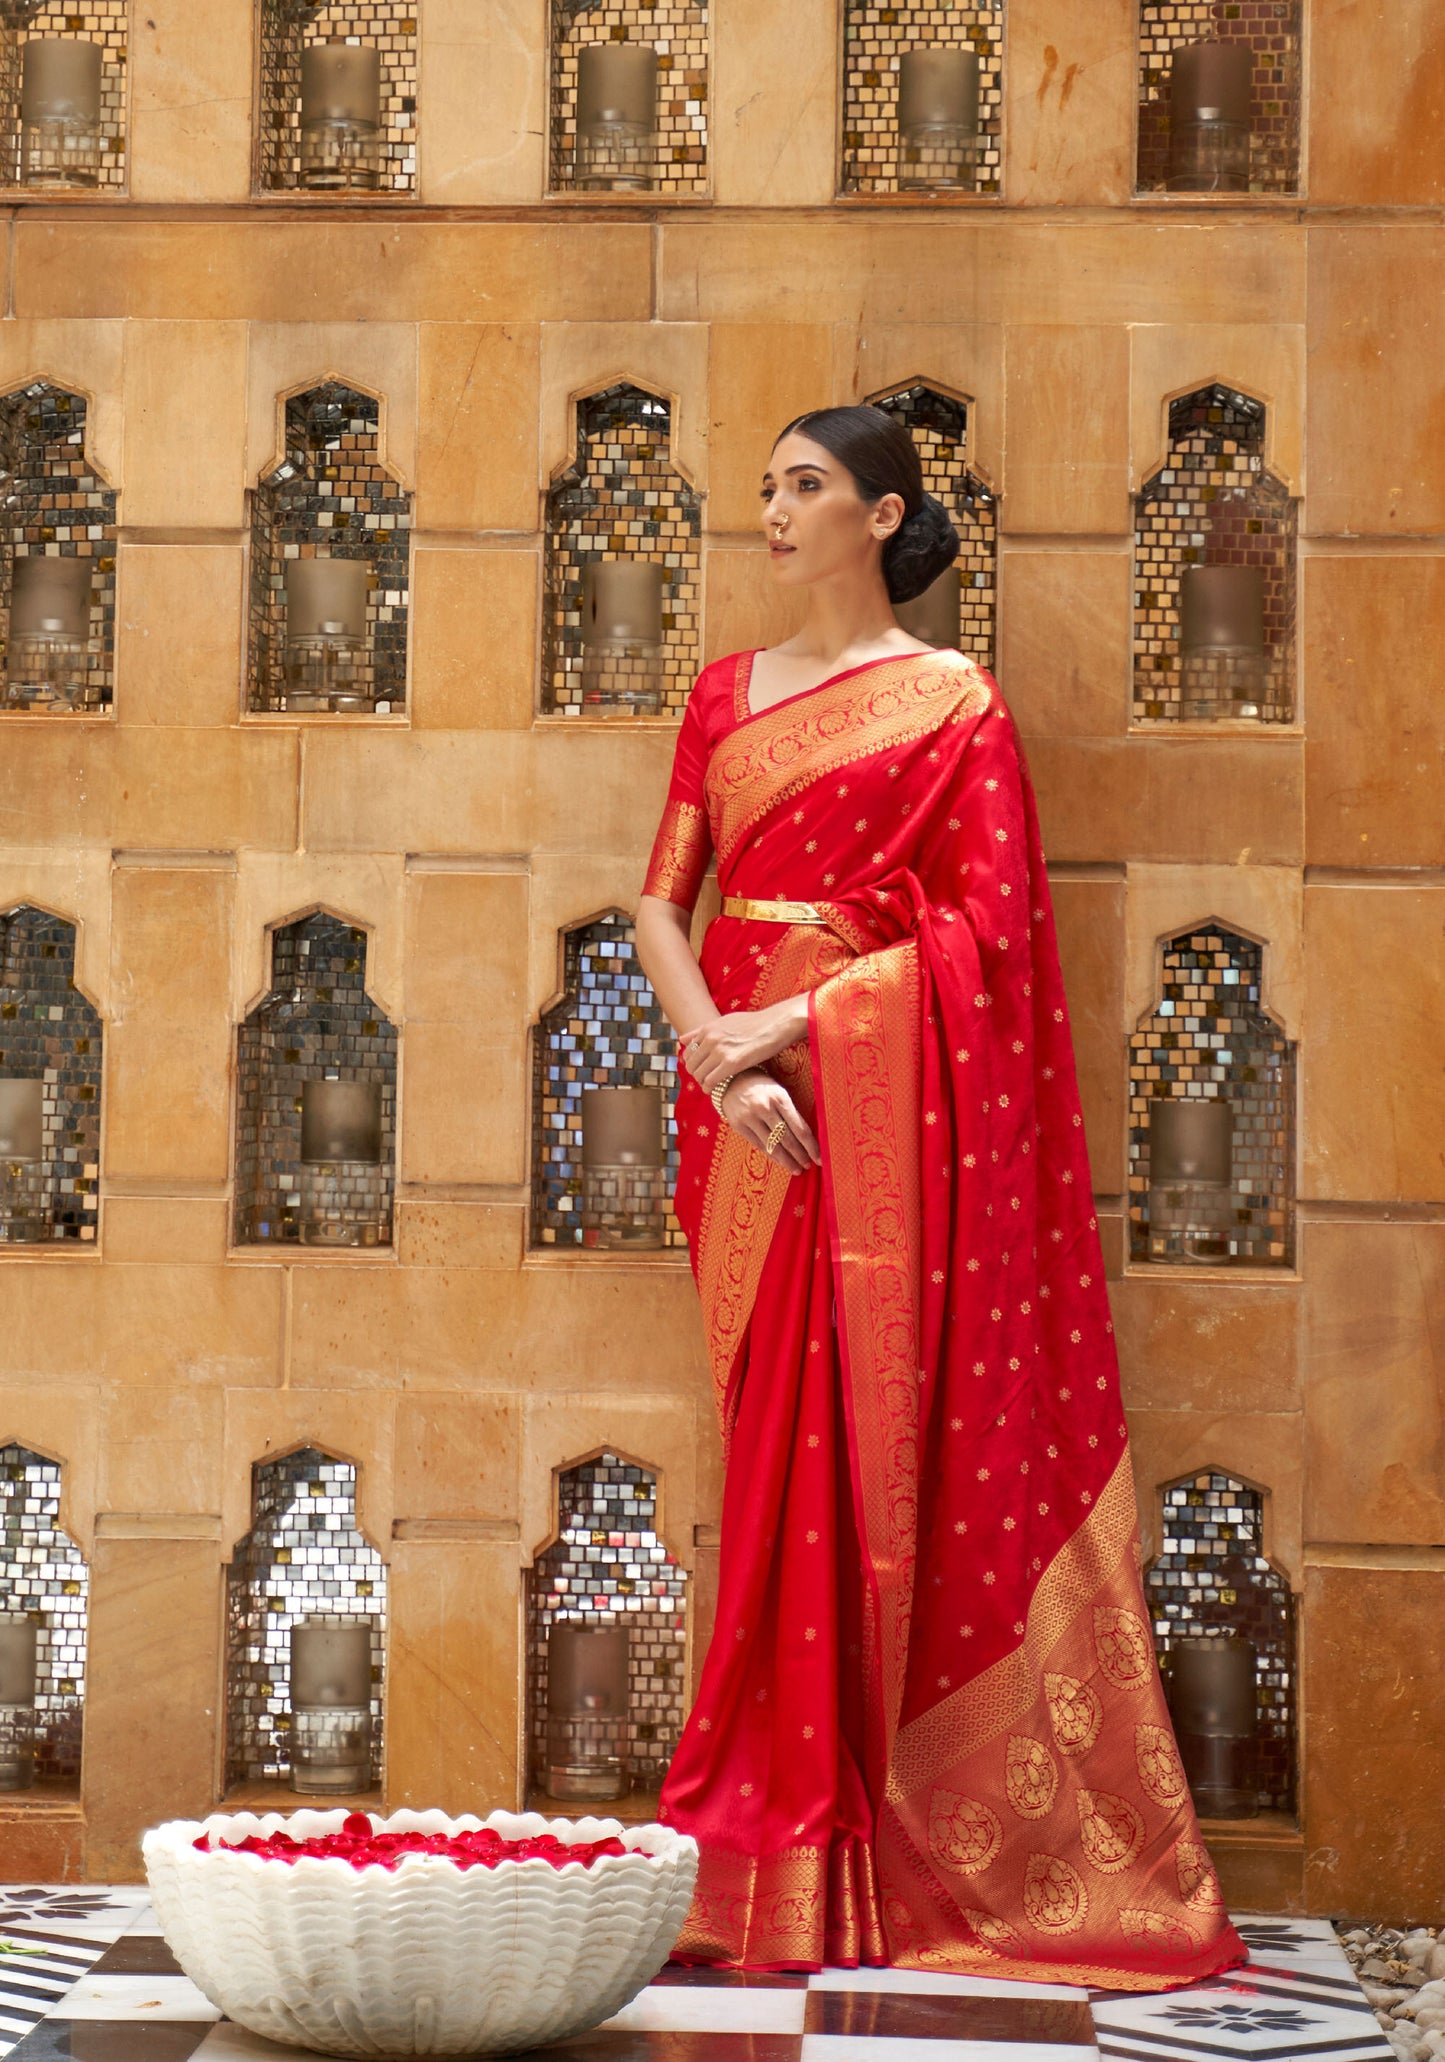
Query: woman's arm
635 894 819 1173
635 893 720 1039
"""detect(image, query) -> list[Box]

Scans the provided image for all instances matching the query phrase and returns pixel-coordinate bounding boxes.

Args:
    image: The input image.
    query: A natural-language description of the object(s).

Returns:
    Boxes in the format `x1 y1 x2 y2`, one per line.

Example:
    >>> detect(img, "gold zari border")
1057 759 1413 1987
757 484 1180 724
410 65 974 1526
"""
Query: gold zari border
706 653 992 865
693 925 850 1438
643 796 711 910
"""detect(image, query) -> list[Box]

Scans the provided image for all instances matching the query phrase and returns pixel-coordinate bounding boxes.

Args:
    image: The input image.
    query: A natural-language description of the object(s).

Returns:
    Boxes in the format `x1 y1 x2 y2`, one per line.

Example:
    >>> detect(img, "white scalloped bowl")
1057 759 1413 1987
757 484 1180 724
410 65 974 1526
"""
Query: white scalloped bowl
142 1808 699 2057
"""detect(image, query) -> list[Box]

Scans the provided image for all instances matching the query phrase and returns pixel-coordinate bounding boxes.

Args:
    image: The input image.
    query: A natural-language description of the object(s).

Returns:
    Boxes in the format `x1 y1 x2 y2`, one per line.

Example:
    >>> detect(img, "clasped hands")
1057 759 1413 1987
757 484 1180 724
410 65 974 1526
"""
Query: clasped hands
678 997 821 1177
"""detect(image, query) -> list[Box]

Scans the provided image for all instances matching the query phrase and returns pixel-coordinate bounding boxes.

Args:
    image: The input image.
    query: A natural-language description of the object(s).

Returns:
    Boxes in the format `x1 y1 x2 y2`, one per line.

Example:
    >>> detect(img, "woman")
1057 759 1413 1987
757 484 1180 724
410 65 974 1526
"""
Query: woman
634 406 1246 1991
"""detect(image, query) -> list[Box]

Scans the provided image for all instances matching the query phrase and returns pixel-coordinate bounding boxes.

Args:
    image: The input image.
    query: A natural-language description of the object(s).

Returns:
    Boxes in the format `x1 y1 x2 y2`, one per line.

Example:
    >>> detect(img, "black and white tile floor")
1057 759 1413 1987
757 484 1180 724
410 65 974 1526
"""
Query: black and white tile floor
0 1890 1392 2062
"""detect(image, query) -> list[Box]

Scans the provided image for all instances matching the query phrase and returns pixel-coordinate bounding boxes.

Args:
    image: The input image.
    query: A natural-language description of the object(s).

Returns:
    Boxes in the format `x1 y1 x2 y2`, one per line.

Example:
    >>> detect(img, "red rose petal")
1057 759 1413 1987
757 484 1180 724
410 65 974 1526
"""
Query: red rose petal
202 1823 636 1871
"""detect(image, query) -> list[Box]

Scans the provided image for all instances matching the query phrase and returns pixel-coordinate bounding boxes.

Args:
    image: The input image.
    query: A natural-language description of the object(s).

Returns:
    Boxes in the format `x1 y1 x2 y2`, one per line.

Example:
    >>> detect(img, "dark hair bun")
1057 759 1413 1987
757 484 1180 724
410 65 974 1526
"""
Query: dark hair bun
883 493 960 604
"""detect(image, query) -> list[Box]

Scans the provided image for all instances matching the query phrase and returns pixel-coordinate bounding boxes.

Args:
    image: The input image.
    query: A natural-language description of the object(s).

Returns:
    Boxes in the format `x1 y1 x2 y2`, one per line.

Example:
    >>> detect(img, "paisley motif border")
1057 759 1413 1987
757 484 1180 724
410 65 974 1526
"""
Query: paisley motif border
887 1450 1140 1804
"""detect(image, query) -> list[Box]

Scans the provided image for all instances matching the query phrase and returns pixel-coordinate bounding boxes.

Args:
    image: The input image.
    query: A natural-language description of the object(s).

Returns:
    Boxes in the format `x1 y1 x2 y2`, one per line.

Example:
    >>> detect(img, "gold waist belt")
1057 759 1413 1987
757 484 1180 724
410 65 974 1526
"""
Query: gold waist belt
721 896 827 925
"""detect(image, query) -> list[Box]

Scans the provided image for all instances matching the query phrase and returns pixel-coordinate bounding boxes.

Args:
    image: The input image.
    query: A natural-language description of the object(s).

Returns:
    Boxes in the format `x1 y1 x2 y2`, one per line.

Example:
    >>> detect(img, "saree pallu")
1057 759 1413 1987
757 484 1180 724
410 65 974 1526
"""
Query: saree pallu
644 649 1246 1991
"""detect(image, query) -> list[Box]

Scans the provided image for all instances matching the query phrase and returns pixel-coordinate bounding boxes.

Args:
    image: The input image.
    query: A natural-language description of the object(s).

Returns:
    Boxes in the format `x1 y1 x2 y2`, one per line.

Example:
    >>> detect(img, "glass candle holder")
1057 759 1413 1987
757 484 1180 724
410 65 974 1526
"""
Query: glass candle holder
1147 1098 1233 1264
575 44 657 191
894 565 962 651
299 1078 387 1248
580 562 664 717
580 1086 665 1250
289 1617 373 1794
19 39 103 191
1165 1633 1258 1819
4 557 94 712
546 1622 629 1802
897 49 980 192
283 559 373 713
1179 564 1267 720
0 1618 38 1792
0 1078 48 1244
299 42 382 194
1167 39 1252 194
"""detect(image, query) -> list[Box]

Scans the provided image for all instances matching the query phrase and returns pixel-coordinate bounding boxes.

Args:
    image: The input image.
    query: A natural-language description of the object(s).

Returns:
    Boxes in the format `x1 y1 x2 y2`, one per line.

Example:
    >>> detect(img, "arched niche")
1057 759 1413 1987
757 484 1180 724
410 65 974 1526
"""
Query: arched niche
0 381 118 714
224 1444 387 1795
246 380 412 715
1136 5 1301 196
1127 920 1295 1269
1144 1465 1296 1817
548 4 708 197
529 910 682 1252
541 382 702 718
839 2 1002 197
0 1441 88 1788
255 4 417 196
1132 383 1297 724
0 904 102 1245
0 11 128 195
233 909 398 1249
525 1449 690 1808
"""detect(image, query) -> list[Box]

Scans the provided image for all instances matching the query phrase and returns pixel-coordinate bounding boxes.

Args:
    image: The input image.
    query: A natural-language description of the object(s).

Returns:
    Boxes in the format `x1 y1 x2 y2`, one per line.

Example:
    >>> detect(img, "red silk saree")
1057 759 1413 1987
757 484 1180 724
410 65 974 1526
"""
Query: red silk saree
642 648 1246 1991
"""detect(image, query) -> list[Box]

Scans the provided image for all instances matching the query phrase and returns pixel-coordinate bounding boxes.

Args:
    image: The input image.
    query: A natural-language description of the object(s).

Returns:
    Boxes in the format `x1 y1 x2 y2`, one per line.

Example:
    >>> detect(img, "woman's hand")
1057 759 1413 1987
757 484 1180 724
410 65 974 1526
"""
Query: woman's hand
678 995 810 1091
718 1072 820 1176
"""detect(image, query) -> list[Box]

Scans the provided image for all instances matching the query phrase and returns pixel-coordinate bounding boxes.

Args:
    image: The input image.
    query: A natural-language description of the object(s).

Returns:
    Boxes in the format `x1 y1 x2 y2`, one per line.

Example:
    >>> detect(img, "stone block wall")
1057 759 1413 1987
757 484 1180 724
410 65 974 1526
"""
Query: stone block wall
0 0 1440 1921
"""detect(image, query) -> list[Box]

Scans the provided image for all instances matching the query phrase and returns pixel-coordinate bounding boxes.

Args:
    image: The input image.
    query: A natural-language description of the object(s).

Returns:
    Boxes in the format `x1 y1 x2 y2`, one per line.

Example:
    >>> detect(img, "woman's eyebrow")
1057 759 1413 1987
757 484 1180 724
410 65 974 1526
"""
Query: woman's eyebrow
761 463 828 484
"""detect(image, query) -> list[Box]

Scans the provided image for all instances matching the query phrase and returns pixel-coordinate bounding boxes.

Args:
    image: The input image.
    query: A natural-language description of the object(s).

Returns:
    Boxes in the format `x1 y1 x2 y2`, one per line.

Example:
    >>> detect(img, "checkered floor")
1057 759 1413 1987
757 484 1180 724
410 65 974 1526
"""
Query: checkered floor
0 1889 1391 2062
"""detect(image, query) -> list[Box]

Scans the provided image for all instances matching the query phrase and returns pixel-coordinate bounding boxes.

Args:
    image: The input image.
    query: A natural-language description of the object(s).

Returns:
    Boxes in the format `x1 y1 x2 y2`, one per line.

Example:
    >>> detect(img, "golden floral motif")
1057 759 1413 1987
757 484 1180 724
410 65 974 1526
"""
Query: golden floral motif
960 1907 1027 1958
1135 1722 1189 1808
1004 1733 1060 1821
1043 1671 1103 1757
1119 1908 1200 1957
927 1788 1003 1876
764 1889 821 1937
1022 1852 1089 1935
1093 1605 1154 1692
1076 1789 1146 1875
883 1890 917 1937
1174 1837 1226 1910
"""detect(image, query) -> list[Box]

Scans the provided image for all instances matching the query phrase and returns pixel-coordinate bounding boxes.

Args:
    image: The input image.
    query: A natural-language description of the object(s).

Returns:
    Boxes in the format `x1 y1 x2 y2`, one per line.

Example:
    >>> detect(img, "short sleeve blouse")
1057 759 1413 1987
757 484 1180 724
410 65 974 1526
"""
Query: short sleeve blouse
640 655 747 912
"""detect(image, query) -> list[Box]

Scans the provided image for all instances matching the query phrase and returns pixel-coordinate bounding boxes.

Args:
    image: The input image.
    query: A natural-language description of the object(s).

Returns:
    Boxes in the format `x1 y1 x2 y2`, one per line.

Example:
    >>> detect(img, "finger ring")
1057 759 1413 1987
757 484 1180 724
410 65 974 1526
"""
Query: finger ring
764 1119 788 1156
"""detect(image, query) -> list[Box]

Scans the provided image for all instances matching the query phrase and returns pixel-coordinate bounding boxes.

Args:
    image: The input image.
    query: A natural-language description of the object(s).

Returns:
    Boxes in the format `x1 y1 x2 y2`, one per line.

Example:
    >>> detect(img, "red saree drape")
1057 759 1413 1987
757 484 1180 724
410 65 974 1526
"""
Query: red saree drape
642 648 1247 1992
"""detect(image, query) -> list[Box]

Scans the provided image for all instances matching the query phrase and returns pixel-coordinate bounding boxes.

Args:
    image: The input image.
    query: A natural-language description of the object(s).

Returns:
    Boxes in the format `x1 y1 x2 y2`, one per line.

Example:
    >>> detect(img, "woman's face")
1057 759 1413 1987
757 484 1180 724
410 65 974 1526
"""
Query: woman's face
760 431 905 590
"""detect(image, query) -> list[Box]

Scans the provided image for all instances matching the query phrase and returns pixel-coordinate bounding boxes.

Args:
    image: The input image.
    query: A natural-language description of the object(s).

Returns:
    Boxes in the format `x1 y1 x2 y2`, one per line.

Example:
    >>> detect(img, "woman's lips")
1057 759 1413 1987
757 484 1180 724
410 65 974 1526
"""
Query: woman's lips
769 543 796 558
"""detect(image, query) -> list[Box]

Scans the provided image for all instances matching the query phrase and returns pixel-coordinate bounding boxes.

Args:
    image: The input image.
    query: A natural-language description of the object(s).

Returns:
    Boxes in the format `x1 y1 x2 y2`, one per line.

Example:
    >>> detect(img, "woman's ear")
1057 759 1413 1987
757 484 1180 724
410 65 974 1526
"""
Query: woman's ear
871 491 906 543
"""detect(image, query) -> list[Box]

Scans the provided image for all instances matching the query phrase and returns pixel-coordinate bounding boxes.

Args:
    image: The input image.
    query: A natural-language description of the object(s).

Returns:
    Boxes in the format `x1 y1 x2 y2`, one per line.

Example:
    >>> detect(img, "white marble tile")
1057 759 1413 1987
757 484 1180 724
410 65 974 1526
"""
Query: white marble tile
1092 1981 1393 2059
809 1968 1088 2001
56 1973 221 2022
604 1986 809 2033
120 1907 169 1939
802 2039 1089 2062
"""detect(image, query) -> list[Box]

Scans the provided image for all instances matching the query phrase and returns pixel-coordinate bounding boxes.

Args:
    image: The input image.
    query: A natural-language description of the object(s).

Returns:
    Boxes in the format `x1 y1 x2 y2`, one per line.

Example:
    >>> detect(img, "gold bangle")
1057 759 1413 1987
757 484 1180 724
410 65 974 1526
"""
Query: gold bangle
710 1075 735 1117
